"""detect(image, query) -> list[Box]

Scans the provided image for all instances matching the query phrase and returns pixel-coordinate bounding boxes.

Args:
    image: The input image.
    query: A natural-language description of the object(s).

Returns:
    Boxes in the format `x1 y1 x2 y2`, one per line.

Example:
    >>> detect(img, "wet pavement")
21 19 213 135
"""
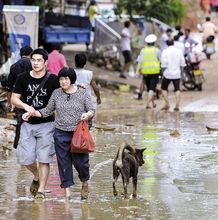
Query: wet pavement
1 28 218 220
1 89 218 220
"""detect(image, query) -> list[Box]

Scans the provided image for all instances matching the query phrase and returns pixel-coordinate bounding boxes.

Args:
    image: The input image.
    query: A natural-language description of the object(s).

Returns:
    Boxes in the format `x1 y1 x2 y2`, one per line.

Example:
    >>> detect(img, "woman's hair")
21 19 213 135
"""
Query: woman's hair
58 67 77 84
31 48 48 61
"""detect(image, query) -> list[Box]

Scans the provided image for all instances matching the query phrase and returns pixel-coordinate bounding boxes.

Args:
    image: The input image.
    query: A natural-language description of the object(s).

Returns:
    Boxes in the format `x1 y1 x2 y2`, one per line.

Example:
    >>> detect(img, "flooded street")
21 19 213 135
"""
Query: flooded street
1 89 218 220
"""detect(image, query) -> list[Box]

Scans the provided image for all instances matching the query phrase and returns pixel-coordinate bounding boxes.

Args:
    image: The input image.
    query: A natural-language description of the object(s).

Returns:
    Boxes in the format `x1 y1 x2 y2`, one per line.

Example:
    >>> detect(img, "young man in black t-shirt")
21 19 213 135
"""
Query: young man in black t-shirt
11 48 59 199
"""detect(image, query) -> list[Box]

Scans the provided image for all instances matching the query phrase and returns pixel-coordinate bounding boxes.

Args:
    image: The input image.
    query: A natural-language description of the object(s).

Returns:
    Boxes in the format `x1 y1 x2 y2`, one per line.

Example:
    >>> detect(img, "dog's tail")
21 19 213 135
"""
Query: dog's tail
115 142 135 168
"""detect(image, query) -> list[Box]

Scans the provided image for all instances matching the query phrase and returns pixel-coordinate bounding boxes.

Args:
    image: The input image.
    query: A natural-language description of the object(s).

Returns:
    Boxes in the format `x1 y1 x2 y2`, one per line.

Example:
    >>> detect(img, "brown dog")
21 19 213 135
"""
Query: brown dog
113 143 146 198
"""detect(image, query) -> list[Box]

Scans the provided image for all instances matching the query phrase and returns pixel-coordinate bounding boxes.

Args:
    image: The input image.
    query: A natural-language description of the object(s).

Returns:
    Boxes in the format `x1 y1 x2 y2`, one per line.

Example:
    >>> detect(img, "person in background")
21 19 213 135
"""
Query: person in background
136 34 161 108
7 45 33 111
210 0 218 13
47 44 68 75
174 25 184 41
199 17 217 44
174 35 185 55
159 28 173 51
200 0 211 14
22 67 95 200
88 0 100 32
11 48 60 199
160 39 186 111
183 28 198 56
120 20 132 78
74 53 101 106
132 23 142 63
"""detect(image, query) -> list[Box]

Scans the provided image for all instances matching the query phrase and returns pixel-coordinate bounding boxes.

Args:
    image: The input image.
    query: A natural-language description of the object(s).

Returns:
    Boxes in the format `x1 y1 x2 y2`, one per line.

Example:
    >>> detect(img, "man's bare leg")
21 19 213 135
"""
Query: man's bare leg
146 90 154 108
37 163 50 193
161 90 170 110
26 163 39 181
174 90 181 110
138 79 145 100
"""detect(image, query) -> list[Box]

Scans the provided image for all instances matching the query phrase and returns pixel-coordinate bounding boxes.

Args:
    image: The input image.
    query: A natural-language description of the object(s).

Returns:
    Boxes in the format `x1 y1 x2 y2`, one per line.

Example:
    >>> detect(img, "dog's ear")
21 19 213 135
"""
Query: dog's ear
141 148 146 152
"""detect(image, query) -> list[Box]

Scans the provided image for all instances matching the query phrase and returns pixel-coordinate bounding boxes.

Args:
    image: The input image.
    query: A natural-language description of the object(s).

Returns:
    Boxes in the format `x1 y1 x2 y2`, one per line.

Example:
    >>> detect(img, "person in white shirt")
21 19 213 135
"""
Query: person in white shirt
174 35 185 55
120 20 132 78
74 53 101 105
159 28 173 51
160 39 186 111
200 17 217 43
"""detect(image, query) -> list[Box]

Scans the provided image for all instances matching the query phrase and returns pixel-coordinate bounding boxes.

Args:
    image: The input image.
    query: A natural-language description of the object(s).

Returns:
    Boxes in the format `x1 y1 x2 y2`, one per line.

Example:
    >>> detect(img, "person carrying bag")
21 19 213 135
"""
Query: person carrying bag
22 67 95 200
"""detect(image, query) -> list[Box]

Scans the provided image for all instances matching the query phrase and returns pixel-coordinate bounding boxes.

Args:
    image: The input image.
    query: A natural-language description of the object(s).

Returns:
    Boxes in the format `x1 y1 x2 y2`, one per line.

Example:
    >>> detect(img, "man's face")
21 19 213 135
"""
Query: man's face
31 54 47 72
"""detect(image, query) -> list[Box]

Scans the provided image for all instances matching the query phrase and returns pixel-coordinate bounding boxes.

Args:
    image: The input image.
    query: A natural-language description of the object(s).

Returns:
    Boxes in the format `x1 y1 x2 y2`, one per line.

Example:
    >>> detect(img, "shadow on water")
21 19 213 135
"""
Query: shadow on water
1 90 218 219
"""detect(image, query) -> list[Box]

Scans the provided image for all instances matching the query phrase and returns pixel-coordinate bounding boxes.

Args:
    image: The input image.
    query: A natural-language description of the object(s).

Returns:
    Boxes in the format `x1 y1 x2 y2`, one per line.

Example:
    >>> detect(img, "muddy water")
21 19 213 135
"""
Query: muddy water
1 90 218 220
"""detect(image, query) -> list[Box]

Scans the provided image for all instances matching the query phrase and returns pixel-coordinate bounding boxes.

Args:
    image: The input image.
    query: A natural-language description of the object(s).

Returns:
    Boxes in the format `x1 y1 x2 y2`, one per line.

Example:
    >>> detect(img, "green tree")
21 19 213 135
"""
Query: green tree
115 0 186 25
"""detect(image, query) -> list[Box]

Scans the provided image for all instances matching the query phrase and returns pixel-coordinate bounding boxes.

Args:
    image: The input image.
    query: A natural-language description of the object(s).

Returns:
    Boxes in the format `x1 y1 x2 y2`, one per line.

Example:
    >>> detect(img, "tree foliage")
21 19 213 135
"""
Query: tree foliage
115 0 186 25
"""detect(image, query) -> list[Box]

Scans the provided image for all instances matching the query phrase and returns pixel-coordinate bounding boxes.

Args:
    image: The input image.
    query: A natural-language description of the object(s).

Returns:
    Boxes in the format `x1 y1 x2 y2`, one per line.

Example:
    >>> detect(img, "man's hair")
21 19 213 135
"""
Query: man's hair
58 67 77 84
124 20 131 28
166 28 172 33
75 53 87 68
20 45 33 57
90 0 96 5
51 43 61 51
175 25 181 31
30 48 48 61
166 39 174 46
206 16 211 21
174 35 180 41
185 28 190 33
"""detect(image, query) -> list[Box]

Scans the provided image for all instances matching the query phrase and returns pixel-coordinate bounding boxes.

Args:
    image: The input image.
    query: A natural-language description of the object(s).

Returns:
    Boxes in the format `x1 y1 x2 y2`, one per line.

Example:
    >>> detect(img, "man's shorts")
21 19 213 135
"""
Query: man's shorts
143 74 159 91
122 50 132 64
16 122 55 165
161 77 180 92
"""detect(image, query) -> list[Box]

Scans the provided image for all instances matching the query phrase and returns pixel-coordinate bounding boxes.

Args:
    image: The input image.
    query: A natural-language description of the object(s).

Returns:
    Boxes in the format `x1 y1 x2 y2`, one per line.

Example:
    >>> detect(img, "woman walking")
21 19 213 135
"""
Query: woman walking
23 67 95 200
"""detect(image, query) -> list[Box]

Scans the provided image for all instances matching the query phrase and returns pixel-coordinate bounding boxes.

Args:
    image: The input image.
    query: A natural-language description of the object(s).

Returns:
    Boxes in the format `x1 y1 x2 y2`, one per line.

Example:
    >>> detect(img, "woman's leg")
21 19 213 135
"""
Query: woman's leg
54 129 74 197
72 153 90 199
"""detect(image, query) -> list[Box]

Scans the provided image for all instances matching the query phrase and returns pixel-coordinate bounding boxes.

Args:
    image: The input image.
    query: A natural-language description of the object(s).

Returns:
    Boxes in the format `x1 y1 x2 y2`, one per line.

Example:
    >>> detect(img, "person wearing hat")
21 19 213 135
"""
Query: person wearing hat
136 34 161 109
160 39 186 111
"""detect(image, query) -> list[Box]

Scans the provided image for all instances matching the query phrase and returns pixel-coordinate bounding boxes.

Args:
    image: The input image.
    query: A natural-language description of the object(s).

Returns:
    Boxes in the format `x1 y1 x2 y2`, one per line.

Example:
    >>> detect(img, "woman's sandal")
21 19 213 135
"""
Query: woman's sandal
34 192 45 200
81 184 89 200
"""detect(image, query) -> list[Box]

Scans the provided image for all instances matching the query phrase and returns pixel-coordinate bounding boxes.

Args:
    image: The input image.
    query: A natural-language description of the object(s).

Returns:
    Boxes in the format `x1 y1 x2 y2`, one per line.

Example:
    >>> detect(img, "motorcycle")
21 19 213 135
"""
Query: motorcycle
204 35 215 59
182 43 205 91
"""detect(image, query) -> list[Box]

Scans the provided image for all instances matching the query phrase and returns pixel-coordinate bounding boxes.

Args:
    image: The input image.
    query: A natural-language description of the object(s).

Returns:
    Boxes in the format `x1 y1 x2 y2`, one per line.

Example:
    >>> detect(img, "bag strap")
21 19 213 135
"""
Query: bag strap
28 72 50 105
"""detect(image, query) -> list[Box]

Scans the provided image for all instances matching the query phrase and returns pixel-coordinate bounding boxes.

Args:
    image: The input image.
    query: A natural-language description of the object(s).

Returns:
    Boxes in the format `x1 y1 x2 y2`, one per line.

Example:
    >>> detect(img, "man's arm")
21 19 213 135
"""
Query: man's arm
11 93 35 113
90 78 101 105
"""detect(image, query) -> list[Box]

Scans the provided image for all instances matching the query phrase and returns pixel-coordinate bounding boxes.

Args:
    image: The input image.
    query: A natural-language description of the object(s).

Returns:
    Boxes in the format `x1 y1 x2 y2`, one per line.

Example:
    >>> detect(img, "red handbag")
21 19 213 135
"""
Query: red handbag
70 120 95 153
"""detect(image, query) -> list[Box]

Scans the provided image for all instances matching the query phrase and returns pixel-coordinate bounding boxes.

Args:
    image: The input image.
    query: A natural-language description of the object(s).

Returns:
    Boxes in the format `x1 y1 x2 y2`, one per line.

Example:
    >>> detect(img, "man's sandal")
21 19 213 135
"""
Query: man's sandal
34 192 45 200
30 180 39 197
